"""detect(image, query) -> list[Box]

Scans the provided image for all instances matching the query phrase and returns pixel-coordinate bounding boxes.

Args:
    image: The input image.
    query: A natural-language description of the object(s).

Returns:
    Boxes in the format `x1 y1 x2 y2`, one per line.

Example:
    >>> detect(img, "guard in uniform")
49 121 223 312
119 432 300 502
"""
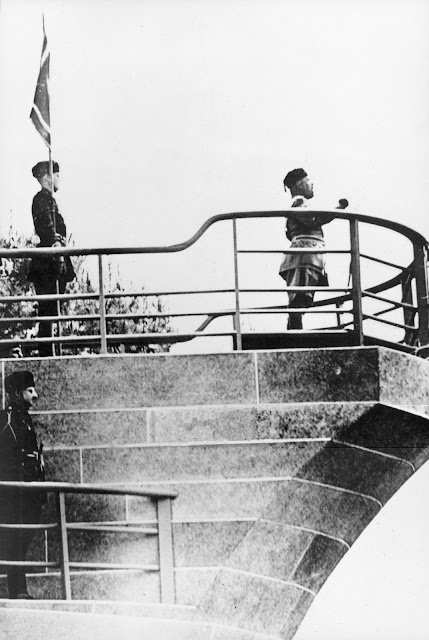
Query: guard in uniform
0 371 45 599
28 161 75 356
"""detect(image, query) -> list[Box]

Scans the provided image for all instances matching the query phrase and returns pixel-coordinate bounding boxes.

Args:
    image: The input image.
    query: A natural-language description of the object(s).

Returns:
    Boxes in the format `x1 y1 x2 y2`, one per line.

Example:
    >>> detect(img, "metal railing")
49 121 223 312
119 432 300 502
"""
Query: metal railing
0 481 177 602
0 210 428 355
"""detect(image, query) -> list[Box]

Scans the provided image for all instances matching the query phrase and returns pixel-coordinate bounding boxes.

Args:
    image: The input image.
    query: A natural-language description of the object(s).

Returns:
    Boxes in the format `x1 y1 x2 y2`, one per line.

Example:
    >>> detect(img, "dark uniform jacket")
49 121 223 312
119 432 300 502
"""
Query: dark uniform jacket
0 405 45 484
28 188 75 286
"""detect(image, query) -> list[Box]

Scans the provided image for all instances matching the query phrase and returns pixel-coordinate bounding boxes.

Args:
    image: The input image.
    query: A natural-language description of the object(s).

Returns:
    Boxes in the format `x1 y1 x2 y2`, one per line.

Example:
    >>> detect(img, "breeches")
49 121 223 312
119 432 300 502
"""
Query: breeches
284 267 324 308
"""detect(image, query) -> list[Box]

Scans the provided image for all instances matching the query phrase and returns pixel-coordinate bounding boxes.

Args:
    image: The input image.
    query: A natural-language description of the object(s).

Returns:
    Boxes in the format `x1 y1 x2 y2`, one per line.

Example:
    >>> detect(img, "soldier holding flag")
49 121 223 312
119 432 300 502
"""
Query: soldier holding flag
28 20 75 356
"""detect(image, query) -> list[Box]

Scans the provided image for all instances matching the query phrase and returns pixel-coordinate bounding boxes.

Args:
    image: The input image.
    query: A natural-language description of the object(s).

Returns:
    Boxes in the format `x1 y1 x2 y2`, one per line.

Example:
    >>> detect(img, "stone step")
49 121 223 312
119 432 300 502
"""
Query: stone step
0 599 196 619
7 348 429 412
0 606 282 640
45 519 254 568
35 402 375 449
43 438 326 485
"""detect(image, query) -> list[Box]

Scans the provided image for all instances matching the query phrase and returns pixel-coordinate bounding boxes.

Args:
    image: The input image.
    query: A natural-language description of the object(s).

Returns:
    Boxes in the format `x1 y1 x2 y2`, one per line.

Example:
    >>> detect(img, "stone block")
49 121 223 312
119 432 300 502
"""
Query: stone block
26 569 160 602
175 567 221 605
43 449 81 483
81 441 323 484
379 349 429 406
128 479 290 521
257 348 380 403
172 521 254 566
47 529 158 565
149 402 374 443
33 409 148 448
263 479 380 546
290 533 347 592
296 442 412 504
225 520 314 581
5 352 256 410
338 403 429 469
0 607 216 640
200 568 314 639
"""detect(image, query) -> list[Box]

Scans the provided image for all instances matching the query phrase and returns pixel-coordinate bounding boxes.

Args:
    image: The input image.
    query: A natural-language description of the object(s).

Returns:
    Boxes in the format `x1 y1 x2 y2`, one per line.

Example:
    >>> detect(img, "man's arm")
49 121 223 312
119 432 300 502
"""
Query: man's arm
32 192 58 246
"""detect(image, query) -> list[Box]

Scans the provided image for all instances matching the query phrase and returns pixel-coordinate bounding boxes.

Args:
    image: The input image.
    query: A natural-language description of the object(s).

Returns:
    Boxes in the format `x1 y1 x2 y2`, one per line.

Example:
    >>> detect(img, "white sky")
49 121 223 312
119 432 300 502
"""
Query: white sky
1 1 429 636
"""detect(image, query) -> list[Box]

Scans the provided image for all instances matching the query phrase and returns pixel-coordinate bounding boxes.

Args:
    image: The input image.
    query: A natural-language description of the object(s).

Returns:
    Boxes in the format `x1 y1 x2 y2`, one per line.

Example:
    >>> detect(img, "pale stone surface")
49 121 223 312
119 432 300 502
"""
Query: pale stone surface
264 479 380 546
34 409 148 448
0 608 216 640
47 529 158 565
4 352 257 410
81 441 324 484
224 521 314 581
149 403 374 443
257 348 380 403
378 348 429 406
200 568 313 639
172 521 253 566
43 449 81 483
128 480 291 521
25 570 161 602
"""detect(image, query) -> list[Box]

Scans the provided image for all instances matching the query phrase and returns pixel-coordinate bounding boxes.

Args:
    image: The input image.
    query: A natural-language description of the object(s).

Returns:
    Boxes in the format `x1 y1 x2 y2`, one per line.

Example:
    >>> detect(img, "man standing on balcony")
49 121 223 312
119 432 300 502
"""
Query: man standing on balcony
28 161 75 357
279 168 348 330
0 371 46 599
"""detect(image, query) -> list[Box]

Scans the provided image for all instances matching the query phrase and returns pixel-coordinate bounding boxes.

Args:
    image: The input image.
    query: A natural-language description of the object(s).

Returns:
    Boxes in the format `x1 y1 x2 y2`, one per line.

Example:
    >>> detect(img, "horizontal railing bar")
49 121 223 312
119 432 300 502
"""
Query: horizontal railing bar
69 562 159 571
66 524 158 534
0 561 59 568
0 293 99 303
241 308 353 315
360 253 407 271
0 523 57 530
282 287 352 292
0 481 177 500
0 290 235 305
238 249 350 254
0 330 237 347
362 313 415 330
362 290 417 311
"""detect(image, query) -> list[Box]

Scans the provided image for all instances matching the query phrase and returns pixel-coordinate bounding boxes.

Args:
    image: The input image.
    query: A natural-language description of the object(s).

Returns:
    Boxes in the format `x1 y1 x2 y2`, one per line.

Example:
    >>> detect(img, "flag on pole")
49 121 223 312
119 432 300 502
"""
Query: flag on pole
30 19 51 148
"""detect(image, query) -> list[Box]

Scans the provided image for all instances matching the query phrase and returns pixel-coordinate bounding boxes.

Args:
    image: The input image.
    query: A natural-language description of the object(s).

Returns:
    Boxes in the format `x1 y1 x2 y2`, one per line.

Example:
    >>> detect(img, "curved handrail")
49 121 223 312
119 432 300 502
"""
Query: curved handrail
0 210 427 258
0 209 428 354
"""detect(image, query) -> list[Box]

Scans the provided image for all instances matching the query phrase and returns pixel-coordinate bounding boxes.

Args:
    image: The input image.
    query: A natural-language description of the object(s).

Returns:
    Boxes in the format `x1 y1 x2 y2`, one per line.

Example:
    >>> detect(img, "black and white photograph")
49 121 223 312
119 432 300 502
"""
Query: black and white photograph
1 1 429 638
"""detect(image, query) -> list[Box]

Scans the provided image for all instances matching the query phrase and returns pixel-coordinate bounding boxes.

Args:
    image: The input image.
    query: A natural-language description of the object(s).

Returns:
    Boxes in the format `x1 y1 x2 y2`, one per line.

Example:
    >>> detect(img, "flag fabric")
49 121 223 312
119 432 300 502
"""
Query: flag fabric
30 20 51 148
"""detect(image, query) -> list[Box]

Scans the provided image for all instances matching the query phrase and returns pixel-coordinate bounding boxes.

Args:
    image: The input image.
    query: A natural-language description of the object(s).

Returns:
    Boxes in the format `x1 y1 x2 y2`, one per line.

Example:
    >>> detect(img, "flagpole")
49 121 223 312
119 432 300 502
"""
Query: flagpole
31 15 62 356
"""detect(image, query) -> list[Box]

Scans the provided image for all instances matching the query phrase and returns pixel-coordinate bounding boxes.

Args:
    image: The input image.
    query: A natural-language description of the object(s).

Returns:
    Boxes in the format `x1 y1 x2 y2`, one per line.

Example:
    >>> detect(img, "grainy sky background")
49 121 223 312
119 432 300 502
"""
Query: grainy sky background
1 1 429 637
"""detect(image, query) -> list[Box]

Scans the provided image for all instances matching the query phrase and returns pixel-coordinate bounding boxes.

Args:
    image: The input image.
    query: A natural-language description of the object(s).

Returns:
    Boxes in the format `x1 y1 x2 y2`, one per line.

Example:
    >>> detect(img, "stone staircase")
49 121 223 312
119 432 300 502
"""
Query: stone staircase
1 346 429 638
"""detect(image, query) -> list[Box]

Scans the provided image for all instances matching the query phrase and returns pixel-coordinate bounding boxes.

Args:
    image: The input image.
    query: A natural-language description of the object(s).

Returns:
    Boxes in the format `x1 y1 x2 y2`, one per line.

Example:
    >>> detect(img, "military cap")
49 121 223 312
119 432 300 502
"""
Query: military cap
283 168 307 190
32 161 60 179
5 371 36 395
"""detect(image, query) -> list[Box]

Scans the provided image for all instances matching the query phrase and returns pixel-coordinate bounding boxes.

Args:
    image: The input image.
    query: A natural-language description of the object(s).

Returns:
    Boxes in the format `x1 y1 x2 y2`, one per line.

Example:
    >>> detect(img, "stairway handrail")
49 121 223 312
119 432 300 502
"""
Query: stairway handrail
0 480 177 603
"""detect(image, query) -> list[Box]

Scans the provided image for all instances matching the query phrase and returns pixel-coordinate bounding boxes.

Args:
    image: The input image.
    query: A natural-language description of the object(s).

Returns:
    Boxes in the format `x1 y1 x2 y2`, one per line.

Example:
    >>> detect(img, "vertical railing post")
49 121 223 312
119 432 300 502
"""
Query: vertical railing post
349 218 364 345
56 491 72 600
55 279 62 357
157 497 175 604
98 254 108 354
232 218 242 350
401 271 417 346
413 241 429 346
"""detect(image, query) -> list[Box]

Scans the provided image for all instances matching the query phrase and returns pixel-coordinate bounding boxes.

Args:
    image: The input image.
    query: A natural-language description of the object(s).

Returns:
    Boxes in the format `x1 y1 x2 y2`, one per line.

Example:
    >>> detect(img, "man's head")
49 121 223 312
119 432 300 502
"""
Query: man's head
32 161 60 192
5 370 38 409
283 168 314 199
